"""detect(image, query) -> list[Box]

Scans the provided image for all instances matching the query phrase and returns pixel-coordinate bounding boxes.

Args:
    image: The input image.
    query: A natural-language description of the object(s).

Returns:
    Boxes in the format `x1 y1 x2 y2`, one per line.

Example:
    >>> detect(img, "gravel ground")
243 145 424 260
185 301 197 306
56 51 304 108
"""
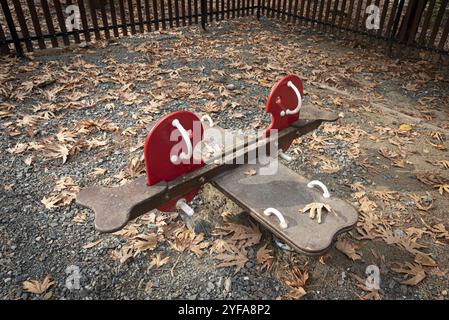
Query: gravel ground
1 17 449 300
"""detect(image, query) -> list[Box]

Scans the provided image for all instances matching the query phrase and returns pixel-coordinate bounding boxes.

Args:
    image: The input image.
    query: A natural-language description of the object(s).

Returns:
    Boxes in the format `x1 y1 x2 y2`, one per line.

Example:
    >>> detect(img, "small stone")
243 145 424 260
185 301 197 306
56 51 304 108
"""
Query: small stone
442 290 448 296
80 289 90 298
224 277 232 292
79 41 88 48
206 281 214 292
226 83 236 90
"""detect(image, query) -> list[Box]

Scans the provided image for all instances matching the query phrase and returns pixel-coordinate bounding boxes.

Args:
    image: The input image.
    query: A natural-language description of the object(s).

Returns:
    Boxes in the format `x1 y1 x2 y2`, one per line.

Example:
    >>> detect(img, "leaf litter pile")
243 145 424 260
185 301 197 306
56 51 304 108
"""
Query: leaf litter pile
1 17 449 300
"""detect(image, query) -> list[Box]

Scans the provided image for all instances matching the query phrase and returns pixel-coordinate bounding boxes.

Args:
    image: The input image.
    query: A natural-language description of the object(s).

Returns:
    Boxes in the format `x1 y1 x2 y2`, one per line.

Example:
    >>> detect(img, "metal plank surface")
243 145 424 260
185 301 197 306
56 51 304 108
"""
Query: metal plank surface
212 163 358 255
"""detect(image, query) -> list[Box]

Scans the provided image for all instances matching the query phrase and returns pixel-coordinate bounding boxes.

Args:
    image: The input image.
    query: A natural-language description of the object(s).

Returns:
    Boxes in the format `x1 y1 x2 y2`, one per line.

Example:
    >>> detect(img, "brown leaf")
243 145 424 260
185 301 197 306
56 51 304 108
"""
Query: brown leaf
149 253 170 269
391 262 426 286
414 253 437 267
83 239 102 249
111 245 134 264
301 202 333 224
23 275 54 295
132 233 158 254
336 238 362 261
256 244 274 271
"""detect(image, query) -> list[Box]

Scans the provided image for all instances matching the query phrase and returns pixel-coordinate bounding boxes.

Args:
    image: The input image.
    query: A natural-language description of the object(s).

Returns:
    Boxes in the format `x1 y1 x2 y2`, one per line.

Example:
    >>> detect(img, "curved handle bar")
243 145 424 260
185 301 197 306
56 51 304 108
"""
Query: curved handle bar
170 119 193 164
285 80 302 115
307 180 331 198
263 208 288 229
200 114 214 127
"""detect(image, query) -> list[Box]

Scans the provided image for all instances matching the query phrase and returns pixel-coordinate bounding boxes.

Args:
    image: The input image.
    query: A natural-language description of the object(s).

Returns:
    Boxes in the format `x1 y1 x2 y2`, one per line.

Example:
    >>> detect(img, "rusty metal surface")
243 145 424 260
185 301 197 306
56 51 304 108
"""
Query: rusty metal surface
212 164 359 255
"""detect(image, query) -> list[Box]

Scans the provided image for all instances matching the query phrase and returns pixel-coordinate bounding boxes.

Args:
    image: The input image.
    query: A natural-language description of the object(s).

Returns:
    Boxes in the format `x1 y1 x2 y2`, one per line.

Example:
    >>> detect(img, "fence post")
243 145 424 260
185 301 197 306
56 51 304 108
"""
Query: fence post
257 0 261 19
0 0 23 57
200 0 207 30
389 0 406 56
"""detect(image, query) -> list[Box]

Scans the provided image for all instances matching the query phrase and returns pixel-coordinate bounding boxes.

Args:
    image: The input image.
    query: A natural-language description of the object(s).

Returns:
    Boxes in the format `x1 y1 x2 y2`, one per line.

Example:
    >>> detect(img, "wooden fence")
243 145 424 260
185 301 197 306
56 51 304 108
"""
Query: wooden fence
1 0 448 57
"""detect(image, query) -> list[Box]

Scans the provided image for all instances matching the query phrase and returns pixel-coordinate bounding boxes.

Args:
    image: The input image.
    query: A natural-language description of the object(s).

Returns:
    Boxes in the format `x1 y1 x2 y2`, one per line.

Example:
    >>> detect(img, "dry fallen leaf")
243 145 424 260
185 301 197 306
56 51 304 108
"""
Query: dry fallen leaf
301 202 333 224
336 238 362 261
83 239 102 249
149 253 170 269
244 168 257 176
398 124 412 132
414 253 437 267
391 262 426 286
256 244 274 271
435 184 449 196
145 280 153 292
72 212 87 223
23 275 54 296
111 245 134 264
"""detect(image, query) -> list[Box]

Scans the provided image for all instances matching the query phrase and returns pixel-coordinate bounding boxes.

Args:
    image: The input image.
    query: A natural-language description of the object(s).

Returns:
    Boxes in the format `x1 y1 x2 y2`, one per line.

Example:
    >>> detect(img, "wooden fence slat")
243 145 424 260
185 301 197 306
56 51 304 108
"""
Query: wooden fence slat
299 0 307 25
311 0 319 27
188 0 193 24
0 20 9 53
397 0 415 41
428 0 449 47
216 0 220 20
160 0 166 29
291 0 298 23
384 0 399 37
418 0 435 45
153 0 160 30
182 0 187 25
318 0 326 30
39 0 58 47
303 0 309 25
109 0 120 36
135 0 144 33
406 0 427 44
338 0 347 29
53 0 71 46
0 0 23 55
167 0 174 27
128 0 137 34
117 0 128 36
99 0 111 38
352 0 363 31
376 0 389 37
345 0 354 29
26 0 46 48
77 0 91 42
276 0 281 19
330 0 340 32
11 0 33 51
237 0 241 18
287 0 293 22
195 0 199 23
144 0 152 32
438 13 449 50
281 0 286 20
89 0 101 39
175 0 180 26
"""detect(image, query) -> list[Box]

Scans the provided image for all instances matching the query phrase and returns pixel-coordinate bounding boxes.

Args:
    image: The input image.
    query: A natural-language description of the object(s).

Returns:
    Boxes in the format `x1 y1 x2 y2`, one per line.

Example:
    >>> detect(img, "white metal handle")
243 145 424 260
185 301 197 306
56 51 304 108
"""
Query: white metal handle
171 119 193 164
200 114 214 127
279 150 293 162
176 198 194 216
307 180 331 198
264 208 288 229
281 81 302 116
